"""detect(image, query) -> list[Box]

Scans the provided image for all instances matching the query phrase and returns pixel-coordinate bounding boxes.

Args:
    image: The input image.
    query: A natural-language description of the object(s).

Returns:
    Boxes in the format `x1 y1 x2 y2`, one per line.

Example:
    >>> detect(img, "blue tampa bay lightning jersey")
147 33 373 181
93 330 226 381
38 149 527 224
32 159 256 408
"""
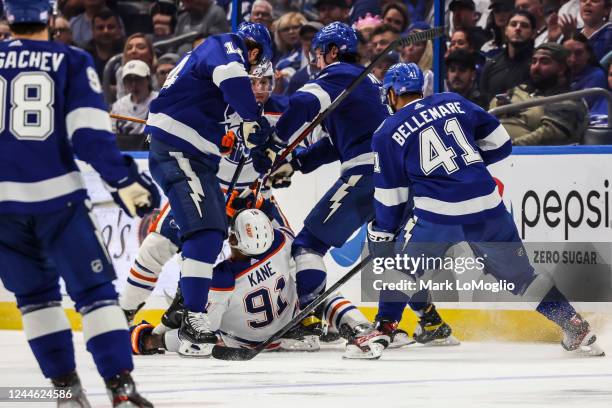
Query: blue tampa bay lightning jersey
275 62 389 174
372 92 512 230
145 33 260 160
0 39 128 214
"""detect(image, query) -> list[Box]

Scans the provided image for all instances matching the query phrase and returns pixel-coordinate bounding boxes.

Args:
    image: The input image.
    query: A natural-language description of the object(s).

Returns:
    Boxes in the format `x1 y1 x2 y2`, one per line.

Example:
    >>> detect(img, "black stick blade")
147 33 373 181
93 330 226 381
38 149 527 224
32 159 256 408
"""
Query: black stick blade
212 345 257 361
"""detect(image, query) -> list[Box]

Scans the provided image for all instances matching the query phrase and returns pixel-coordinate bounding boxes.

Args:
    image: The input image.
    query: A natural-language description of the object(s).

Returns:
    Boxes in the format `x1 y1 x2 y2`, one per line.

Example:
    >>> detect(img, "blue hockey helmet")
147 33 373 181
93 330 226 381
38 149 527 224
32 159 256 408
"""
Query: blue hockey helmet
236 22 273 65
4 0 51 25
382 63 424 96
311 21 358 55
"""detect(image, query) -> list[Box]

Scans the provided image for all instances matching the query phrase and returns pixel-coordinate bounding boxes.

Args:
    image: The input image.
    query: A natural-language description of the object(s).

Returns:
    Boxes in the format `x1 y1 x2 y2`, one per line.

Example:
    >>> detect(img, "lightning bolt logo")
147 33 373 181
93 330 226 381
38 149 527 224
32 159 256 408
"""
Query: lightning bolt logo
169 152 205 218
322 175 362 224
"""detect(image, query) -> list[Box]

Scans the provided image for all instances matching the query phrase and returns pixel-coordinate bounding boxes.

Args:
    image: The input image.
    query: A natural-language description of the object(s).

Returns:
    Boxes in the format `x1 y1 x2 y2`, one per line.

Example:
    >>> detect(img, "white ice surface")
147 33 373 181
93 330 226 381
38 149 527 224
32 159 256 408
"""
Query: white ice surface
1 330 611 408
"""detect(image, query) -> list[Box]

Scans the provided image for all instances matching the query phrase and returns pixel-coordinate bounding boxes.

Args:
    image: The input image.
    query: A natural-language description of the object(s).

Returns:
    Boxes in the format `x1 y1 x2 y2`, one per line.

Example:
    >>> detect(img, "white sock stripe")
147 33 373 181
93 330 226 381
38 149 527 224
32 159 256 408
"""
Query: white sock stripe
295 252 326 273
81 305 128 343
181 258 214 279
22 306 71 340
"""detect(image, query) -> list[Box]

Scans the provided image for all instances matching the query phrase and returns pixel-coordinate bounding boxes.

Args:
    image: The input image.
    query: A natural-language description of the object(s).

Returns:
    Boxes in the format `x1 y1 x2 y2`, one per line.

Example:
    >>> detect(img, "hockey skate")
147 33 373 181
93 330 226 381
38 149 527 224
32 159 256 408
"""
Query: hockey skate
130 321 165 355
279 322 321 352
374 317 415 348
413 305 460 346
153 288 185 335
51 371 91 408
105 371 153 408
340 323 390 360
123 302 144 327
177 311 216 357
561 314 605 357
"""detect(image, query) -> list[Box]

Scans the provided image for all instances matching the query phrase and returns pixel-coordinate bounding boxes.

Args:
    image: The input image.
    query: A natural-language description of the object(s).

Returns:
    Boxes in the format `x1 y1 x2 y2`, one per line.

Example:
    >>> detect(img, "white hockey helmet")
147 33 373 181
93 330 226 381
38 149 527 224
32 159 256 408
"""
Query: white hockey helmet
230 209 274 256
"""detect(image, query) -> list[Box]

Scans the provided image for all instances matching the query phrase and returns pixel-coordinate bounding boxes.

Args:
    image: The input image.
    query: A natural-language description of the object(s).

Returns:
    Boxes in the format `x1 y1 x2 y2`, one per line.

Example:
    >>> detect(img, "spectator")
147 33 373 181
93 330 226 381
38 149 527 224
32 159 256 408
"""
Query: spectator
446 27 486 74
482 0 514 57
111 60 158 150
350 0 382 24
274 12 307 60
52 15 73 45
84 9 125 80
116 33 158 99
315 0 351 25
492 43 589 145
286 21 323 95
580 0 612 61
353 13 383 43
175 0 229 55
370 24 400 57
70 0 122 48
150 0 177 42
155 53 179 90
446 49 489 108
449 0 491 49
400 22 434 96
249 0 274 29
381 1 410 33
480 10 537 105
589 58 612 125
563 32 608 120
0 19 11 41
515 0 549 45
372 50 399 81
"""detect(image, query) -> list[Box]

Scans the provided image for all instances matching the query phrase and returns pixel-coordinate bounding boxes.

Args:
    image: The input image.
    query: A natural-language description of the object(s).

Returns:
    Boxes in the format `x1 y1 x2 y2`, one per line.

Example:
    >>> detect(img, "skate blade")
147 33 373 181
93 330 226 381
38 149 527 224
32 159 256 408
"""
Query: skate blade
279 336 321 352
343 343 385 360
570 342 605 357
387 334 416 349
421 335 461 347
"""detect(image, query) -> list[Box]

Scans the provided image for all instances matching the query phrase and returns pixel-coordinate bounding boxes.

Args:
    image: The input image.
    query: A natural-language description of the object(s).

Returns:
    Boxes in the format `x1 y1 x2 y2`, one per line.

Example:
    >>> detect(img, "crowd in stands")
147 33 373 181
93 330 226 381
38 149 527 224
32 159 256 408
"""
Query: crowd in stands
1 0 610 148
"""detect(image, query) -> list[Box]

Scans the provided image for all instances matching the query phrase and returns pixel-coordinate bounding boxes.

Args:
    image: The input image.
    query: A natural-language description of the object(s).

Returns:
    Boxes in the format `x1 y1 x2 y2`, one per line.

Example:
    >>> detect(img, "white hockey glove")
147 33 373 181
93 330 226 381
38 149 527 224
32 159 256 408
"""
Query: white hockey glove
107 156 161 217
265 155 301 188
367 221 396 258
241 117 272 150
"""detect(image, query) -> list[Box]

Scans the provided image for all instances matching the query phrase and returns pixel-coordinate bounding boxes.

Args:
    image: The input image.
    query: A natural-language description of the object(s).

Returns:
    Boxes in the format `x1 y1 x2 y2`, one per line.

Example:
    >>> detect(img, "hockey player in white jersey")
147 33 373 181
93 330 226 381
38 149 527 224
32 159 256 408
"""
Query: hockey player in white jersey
130 209 390 359
0 1 159 406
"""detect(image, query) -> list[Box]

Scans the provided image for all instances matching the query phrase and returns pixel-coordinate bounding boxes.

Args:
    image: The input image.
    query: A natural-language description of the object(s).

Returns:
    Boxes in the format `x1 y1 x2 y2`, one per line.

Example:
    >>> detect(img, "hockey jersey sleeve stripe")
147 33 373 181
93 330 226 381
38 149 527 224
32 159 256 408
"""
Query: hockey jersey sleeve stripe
22 306 71 341
374 186 410 207
147 112 221 156
413 187 502 216
340 152 375 174
476 124 510 151
299 82 332 112
66 107 112 140
0 171 85 203
212 61 248 87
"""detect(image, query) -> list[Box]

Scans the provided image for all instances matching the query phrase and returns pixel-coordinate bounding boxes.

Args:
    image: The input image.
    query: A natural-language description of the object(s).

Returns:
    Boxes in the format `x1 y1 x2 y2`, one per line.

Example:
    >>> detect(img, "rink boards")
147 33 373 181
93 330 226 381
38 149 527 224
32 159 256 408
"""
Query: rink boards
1 145 612 340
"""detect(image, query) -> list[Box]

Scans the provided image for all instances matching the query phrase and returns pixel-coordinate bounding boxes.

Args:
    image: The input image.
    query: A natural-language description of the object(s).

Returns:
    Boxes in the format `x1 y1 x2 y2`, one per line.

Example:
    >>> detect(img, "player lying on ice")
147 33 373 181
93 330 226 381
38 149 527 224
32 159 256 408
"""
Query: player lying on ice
368 62 604 357
130 209 390 359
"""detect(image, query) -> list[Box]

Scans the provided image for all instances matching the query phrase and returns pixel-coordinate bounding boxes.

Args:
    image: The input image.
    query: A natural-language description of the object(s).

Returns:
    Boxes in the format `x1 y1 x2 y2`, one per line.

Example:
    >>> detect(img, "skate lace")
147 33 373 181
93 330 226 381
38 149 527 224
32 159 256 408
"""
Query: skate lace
187 312 211 332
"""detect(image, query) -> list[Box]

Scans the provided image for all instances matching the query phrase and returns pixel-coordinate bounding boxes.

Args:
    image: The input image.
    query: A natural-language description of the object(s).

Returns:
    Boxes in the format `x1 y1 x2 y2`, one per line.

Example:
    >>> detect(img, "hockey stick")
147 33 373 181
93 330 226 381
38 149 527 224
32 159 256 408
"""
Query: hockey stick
110 113 147 124
211 253 374 360
267 26 445 174
225 152 247 203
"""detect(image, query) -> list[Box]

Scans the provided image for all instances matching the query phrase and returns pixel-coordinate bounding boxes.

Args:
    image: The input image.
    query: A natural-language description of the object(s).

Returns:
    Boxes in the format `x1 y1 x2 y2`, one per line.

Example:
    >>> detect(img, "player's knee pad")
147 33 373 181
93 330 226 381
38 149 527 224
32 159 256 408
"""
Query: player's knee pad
14 281 62 310
522 273 555 308
70 281 118 314
292 228 331 257
293 247 327 306
182 229 224 264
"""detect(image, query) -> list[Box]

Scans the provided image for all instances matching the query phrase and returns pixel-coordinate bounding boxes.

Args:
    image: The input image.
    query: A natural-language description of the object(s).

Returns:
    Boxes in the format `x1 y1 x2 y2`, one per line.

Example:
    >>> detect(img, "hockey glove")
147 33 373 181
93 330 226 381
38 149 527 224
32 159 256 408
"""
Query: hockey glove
265 155 301 189
251 139 286 174
367 220 396 258
107 156 161 217
241 116 272 150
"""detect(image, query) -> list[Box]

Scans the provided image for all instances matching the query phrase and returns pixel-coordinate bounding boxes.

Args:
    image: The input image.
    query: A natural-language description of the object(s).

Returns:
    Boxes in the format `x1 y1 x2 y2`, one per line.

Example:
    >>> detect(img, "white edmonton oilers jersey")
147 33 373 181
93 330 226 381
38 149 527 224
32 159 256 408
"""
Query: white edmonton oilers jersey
207 228 298 346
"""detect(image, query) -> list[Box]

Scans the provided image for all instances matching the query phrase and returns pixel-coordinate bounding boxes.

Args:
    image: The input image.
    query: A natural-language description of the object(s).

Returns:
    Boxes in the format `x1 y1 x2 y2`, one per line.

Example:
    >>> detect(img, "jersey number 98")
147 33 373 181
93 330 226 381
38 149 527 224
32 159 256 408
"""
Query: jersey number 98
0 72 55 141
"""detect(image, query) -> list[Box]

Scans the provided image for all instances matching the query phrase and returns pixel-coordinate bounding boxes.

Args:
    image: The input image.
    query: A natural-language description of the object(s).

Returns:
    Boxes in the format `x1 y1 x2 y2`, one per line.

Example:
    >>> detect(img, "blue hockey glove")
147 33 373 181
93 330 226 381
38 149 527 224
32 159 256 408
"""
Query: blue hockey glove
242 116 272 149
106 156 161 217
367 220 396 258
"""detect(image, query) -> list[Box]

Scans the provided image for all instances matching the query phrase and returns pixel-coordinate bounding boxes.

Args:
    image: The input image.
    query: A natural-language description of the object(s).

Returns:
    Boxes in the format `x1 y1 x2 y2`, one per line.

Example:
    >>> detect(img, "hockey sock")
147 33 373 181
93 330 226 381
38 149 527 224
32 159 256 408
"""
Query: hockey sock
74 282 133 380
294 249 327 307
21 302 76 379
324 294 365 331
121 232 177 310
181 230 224 312
536 286 577 330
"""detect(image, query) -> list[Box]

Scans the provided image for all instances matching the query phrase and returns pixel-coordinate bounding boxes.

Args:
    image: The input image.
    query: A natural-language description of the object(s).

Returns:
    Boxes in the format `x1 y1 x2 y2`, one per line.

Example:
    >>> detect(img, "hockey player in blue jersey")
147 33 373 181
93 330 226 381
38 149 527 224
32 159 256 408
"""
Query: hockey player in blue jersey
145 22 274 355
368 62 604 356
251 22 391 336
0 1 160 407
